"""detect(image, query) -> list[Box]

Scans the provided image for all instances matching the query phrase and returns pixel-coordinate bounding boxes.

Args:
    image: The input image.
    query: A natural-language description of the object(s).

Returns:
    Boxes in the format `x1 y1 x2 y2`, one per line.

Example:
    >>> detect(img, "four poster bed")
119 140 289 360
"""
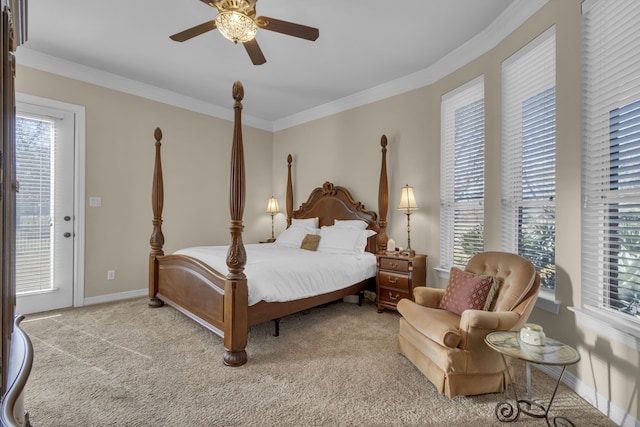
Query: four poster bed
148 81 389 366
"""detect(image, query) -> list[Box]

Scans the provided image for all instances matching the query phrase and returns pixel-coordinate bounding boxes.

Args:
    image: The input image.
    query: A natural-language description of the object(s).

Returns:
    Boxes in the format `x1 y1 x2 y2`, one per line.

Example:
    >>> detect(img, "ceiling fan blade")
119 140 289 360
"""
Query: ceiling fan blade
243 39 267 65
256 16 319 41
170 20 217 42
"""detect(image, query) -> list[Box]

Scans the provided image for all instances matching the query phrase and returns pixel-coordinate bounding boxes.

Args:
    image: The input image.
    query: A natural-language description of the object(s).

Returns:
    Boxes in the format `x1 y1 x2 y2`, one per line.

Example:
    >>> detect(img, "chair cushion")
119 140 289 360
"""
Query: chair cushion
439 267 500 316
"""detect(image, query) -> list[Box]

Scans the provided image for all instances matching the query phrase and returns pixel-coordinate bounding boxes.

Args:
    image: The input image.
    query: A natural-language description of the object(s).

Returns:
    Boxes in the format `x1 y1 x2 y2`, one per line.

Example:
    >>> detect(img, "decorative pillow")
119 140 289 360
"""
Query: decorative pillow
317 226 376 254
333 219 369 230
274 226 318 248
292 217 319 229
438 267 500 316
300 234 321 251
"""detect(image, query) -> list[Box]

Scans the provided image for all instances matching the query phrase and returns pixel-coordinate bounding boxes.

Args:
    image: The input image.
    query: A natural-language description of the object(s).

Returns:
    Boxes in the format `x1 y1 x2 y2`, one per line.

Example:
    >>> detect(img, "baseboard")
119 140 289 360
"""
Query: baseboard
535 364 639 427
82 289 147 306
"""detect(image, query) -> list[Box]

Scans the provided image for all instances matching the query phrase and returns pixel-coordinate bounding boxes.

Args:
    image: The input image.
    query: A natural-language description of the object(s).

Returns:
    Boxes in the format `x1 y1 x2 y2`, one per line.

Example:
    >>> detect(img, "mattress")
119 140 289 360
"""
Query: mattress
174 243 377 305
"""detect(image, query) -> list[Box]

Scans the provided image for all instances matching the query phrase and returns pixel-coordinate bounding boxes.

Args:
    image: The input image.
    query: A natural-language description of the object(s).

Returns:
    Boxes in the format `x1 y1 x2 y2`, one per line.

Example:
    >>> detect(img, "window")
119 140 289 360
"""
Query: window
502 27 556 291
440 77 485 269
583 0 640 327
15 114 54 293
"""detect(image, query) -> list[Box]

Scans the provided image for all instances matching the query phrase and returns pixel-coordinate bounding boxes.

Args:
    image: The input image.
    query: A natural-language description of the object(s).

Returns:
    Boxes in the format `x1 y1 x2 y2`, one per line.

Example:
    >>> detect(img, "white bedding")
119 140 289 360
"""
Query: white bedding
174 244 377 306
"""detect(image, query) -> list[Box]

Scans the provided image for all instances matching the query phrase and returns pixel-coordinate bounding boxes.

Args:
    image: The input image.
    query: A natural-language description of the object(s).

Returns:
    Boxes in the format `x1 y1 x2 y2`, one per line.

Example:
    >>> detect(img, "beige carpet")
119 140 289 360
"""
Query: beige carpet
21 297 614 426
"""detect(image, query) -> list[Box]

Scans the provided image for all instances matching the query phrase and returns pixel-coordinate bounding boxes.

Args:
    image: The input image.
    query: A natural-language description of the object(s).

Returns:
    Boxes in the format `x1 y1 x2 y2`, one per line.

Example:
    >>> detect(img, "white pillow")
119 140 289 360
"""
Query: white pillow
333 219 369 230
274 226 319 248
291 217 319 229
317 226 376 254
357 229 377 252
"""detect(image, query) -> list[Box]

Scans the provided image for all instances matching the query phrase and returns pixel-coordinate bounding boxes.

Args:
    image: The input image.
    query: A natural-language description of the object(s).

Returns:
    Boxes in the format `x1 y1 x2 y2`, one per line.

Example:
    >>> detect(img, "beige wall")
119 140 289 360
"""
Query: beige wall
16 66 273 299
273 0 638 421
14 0 639 421
272 87 439 269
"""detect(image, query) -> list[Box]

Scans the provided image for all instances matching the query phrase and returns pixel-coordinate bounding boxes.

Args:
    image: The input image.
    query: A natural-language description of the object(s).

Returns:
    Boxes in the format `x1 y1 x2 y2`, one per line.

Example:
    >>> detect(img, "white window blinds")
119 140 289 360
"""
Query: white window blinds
502 27 556 291
583 0 640 324
15 114 55 293
440 77 485 269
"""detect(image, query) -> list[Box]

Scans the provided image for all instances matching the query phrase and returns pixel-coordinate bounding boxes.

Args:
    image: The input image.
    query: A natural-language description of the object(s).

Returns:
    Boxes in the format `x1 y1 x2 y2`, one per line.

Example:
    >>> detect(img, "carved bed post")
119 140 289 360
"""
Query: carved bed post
286 154 293 227
224 81 249 367
378 135 389 253
149 127 165 308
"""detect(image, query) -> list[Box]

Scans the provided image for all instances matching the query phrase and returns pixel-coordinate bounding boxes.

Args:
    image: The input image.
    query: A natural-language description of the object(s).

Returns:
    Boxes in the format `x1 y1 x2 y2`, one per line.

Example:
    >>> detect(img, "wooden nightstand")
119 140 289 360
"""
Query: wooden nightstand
376 253 427 313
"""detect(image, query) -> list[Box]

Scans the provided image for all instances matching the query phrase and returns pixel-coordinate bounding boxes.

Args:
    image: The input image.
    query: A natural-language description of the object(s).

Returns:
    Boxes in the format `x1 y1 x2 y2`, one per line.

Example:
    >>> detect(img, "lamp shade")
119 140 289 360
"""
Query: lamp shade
266 196 280 214
215 11 257 43
398 185 418 211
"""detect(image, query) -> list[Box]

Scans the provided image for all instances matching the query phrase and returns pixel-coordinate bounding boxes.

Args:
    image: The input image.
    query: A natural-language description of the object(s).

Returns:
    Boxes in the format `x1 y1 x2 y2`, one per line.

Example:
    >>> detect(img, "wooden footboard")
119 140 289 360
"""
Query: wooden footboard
156 255 227 336
155 254 248 367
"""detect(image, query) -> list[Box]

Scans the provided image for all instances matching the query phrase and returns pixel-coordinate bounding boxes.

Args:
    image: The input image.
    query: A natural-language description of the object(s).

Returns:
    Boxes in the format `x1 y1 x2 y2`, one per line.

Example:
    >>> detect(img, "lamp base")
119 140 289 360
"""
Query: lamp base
400 248 415 257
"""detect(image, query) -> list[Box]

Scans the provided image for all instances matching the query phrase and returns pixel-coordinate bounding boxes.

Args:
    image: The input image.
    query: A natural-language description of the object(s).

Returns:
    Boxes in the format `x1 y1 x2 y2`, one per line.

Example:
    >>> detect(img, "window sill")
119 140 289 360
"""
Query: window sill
568 306 640 352
536 289 560 314
435 266 450 282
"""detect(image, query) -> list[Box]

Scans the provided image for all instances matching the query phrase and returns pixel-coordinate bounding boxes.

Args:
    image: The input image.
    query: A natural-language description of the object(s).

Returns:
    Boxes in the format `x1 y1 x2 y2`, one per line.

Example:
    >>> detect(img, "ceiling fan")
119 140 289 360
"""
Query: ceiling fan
170 0 319 65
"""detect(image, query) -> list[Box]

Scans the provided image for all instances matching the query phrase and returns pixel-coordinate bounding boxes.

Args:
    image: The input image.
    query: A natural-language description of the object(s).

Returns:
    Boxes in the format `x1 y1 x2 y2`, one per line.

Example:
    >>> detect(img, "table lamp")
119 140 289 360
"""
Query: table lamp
398 184 418 256
266 196 280 242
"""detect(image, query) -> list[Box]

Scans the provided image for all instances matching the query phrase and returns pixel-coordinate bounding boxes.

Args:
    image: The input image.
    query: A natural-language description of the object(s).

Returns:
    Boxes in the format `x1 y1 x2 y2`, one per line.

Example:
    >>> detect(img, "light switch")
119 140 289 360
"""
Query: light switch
89 197 102 207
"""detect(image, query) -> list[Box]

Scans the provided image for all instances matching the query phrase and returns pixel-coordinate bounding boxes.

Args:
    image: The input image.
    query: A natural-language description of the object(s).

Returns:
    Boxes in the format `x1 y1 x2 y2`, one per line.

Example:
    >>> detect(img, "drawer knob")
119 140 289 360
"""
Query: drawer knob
388 276 397 284
390 262 398 269
389 293 399 301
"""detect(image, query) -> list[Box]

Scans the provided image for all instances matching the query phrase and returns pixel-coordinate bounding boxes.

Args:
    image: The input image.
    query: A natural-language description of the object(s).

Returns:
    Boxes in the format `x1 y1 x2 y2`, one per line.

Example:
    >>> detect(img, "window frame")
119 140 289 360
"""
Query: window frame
439 76 485 273
578 0 640 346
501 26 557 296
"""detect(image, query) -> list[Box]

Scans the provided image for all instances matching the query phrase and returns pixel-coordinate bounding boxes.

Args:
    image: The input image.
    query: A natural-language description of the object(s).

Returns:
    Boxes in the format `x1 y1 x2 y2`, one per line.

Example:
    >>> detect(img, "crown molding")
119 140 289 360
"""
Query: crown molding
272 0 548 131
16 0 547 133
14 48 273 131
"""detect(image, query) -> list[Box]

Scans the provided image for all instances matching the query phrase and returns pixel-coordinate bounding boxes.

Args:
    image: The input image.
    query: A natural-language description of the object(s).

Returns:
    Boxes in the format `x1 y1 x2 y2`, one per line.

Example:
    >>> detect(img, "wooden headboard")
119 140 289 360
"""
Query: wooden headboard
292 181 379 253
282 136 389 254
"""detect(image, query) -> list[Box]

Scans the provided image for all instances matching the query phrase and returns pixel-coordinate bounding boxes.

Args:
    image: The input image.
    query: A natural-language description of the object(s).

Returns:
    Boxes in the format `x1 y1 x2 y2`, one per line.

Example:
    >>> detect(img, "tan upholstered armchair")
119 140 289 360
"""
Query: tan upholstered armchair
396 251 541 398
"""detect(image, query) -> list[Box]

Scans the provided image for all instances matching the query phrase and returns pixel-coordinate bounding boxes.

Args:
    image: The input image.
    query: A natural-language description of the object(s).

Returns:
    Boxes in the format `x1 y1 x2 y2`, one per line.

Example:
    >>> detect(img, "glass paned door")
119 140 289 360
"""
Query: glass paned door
15 102 75 314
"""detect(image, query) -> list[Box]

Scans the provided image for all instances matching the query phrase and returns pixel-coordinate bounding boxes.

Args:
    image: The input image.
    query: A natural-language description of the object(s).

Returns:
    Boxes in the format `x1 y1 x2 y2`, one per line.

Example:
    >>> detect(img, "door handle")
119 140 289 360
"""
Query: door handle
63 232 72 238
64 216 71 221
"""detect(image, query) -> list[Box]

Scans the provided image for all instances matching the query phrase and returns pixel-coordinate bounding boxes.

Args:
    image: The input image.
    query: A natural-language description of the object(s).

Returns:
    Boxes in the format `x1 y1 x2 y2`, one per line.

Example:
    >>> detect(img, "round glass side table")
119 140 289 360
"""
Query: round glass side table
485 330 581 426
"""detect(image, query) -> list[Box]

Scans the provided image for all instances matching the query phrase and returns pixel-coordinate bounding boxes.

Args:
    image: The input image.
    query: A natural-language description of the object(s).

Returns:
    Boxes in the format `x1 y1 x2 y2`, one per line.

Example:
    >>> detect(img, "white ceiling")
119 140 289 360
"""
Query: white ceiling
16 0 546 131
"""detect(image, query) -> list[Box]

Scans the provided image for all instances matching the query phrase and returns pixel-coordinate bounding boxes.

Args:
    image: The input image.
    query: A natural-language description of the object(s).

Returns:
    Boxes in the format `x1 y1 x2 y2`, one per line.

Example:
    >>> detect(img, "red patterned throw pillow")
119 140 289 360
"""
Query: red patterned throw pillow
439 267 499 316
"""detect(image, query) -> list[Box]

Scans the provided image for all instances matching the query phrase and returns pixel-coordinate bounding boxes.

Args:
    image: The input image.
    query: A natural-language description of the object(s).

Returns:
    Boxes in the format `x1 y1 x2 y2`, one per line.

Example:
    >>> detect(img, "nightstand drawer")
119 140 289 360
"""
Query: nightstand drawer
375 253 427 313
379 257 410 273
378 287 410 305
377 271 409 291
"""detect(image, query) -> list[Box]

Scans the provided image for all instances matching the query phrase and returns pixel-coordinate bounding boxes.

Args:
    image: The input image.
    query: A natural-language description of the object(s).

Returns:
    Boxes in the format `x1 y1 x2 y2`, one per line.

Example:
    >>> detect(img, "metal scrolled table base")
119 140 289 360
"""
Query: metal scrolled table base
494 354 576 427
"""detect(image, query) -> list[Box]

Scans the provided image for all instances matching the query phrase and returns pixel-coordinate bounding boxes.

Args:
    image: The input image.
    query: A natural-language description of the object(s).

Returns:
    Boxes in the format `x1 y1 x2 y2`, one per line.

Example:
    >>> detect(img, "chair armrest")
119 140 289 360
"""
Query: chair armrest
397 299 462 349
457 310 520 351
460 310 520 332
413 287 445 308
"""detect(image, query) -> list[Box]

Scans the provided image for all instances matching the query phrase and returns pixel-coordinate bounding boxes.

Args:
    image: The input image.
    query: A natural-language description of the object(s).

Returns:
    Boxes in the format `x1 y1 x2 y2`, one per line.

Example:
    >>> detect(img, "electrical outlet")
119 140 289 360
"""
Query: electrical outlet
107 270 115 280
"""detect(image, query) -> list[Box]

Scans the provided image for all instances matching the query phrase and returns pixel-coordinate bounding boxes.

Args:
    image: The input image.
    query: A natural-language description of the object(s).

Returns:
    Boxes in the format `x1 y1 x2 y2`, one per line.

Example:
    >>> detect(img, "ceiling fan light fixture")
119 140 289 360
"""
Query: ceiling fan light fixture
215 11 257 43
